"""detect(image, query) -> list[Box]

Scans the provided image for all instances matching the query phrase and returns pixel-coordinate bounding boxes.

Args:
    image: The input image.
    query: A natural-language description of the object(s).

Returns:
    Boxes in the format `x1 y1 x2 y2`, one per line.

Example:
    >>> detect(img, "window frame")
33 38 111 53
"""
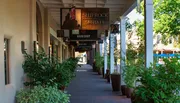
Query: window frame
4 38 10 85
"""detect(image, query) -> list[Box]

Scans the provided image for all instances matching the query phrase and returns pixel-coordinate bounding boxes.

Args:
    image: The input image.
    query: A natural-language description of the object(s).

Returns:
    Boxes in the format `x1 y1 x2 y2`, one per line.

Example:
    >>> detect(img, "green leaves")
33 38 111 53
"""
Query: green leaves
22 48 78 88
124 40 145 88
134 0 180 45
134 57 180 103
22 48 58 87
57 57 79 87
16 86 70 103
95 52 104 70
19 48 79 103
123 63 139 88
154 0 180 43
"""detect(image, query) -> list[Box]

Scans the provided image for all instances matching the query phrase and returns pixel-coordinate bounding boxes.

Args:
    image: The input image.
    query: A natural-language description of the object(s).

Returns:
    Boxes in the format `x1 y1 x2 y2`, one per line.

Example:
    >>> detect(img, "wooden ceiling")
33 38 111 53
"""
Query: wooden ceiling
40 0 136 26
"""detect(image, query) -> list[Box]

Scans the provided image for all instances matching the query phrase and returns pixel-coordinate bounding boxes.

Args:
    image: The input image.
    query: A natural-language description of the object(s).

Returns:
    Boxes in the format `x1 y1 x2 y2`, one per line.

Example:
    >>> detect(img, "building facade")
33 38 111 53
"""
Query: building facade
0 0 74 103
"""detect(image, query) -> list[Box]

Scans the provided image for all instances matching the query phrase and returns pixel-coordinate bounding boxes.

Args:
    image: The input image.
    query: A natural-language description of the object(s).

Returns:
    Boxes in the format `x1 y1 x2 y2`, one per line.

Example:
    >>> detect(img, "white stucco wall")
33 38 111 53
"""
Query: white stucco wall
0 0 71 102
0 0 36 103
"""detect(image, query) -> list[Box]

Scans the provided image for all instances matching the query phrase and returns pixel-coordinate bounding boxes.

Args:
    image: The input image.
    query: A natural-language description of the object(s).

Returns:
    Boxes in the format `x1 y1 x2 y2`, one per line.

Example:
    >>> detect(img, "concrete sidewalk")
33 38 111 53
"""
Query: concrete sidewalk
66 64 131 103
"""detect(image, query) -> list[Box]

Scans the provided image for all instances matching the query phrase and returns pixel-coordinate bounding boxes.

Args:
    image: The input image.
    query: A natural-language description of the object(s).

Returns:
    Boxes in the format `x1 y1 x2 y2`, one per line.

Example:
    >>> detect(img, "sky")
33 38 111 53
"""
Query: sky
127 9 144 24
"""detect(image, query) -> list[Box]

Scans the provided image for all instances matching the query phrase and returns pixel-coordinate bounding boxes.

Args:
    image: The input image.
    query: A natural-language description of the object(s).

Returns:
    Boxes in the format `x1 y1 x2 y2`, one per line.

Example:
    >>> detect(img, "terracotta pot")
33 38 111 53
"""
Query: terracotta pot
121 85 127 95
111 74 121 91
125 87 134 98
105 69 110 78
98 69 102 75
93 62 97 72
102 67 105 78
130 93 136 103
106 70 110 82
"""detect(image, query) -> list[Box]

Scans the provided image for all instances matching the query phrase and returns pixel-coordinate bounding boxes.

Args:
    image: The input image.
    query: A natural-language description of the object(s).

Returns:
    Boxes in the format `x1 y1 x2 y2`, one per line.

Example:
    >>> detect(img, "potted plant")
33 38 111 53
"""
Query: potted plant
102 67 105 78
121 43 140 97
22 48 60 87
56 57 78 90
93 60 97 72
16 85 70 103
111 69 121 91
134 57 180 103
95 52 104 75
56 62 72 90
123 61 139 98
105 68 110 82
22 47 78 90
105 55 111 82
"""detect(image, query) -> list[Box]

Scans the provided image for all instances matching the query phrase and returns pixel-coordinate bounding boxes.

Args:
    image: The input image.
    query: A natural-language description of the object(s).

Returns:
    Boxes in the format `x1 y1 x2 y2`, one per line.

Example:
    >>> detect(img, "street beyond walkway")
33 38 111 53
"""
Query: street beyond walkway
67 64 131 103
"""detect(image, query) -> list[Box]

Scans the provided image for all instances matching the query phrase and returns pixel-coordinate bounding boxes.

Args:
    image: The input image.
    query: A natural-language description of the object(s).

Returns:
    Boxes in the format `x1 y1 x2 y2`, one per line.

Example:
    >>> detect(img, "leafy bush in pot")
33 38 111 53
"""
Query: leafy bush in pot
22 47 78 88
22 48 60 87
56 57 79 87
95 52 104 71
123 61 140 88
123 43 142 89
16 86 70 103
134 57 180 103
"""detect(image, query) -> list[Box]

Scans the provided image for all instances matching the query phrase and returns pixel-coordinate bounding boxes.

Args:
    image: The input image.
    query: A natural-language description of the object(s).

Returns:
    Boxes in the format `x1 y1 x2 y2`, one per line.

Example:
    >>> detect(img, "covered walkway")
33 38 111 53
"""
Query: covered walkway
67 64 131 103
0 0 155 102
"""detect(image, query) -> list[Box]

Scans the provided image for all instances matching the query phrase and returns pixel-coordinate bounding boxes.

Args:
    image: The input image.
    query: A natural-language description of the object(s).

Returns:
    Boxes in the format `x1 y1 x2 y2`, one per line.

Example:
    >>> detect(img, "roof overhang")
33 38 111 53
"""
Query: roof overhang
39 0 137 25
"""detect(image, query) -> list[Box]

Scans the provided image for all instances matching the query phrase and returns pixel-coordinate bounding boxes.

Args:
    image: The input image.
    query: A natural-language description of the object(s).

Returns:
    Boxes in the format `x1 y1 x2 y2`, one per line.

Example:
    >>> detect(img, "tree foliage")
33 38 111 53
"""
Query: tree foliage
154 0 180 36
134 0 180 44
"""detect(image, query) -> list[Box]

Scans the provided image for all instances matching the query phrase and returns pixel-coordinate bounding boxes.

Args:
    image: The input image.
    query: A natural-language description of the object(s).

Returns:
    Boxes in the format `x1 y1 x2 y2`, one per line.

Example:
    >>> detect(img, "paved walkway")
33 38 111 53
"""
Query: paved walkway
67 64 131 103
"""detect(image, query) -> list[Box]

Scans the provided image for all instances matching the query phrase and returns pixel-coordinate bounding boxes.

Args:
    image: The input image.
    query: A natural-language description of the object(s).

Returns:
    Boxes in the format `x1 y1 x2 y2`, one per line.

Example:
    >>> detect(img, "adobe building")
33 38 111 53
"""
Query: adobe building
0 0 153 103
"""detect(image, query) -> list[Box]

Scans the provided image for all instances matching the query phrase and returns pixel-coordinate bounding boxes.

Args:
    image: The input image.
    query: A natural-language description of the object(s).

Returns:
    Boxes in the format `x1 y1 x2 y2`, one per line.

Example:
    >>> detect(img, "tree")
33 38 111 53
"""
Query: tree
134 0 180 45
154 0 180 36
113 17 132 65
125 17 133 32
153 0 180 44
139 0 180 35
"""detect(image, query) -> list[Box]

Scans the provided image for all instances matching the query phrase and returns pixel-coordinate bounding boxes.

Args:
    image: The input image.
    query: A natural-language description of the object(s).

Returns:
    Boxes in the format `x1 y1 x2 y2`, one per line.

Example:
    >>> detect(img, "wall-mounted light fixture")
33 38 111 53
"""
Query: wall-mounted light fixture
21 41 27 54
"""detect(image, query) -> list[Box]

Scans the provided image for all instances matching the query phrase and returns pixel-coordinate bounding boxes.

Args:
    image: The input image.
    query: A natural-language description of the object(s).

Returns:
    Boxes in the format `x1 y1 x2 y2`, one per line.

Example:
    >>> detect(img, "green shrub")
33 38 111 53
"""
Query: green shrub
134 57 180 103
56 57 79 87
123 44 142 88
22 48 59 87
95 52 104 70
22 48 78 88
16 86 70 103
123 61 140 88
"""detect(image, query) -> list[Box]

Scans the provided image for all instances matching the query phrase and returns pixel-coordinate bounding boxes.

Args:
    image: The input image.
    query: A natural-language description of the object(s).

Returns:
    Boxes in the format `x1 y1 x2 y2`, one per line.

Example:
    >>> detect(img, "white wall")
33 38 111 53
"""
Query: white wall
0 0 69 102
0 0 36 103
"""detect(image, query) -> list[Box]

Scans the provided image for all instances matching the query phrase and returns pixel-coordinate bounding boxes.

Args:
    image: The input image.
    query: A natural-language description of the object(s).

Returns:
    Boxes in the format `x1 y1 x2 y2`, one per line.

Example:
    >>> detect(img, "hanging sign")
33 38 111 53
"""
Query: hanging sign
75 45 92 51
78 42 91 46
70 30 98 40
70 41 95 47
60 8 109 30
81 8 109 30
